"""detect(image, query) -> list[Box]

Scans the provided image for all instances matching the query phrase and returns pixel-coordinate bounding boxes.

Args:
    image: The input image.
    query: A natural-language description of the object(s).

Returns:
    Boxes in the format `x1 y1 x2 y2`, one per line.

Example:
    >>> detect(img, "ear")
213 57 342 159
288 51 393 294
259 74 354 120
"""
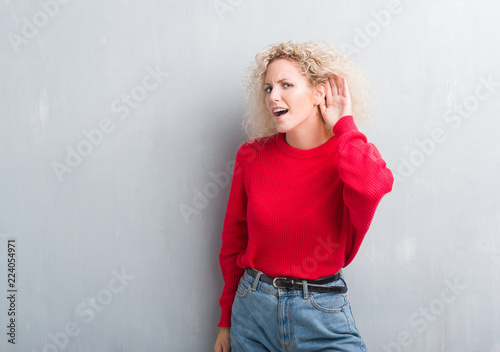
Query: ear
313 83 326 106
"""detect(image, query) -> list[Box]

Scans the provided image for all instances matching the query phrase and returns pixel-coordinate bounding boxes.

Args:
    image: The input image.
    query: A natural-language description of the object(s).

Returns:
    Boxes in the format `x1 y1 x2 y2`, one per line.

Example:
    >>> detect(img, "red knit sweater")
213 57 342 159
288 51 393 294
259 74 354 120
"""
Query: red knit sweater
217 115 394 327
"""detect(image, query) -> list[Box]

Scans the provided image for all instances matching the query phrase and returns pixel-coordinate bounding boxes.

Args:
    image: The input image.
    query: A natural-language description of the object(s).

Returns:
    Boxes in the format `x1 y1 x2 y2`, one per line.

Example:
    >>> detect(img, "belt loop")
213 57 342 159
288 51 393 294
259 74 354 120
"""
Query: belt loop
302 280 308 299
251 271 263 291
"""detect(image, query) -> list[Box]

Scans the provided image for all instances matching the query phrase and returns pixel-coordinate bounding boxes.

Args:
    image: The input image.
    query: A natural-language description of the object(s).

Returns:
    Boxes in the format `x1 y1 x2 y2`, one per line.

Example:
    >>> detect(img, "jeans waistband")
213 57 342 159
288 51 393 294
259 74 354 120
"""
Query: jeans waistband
245 267 347 294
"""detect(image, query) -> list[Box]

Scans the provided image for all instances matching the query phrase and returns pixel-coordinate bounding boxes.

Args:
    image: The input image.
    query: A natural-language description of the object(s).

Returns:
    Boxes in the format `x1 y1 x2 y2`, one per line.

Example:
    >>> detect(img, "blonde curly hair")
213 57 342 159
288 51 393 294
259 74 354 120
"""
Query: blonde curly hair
241 41 374 142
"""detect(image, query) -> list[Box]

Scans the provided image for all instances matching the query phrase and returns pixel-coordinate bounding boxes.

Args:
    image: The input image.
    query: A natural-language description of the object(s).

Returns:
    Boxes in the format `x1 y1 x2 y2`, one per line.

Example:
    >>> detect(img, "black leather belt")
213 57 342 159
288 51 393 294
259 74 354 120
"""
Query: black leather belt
246 267 347 293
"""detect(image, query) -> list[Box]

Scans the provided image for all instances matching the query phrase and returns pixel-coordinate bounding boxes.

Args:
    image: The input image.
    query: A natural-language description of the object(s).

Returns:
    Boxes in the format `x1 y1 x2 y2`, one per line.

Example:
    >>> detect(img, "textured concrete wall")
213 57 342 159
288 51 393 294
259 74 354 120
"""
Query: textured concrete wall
1 0 499 351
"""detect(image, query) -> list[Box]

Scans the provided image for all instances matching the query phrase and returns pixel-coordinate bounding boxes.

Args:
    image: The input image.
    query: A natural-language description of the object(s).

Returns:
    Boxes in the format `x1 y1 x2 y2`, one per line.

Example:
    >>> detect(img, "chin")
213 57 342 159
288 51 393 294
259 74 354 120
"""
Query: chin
274 122 291 134
275 125 289 134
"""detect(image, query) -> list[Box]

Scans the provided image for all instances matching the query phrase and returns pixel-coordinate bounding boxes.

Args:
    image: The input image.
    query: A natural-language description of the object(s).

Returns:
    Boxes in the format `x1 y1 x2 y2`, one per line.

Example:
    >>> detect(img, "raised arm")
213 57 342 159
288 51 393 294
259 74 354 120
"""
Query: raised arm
333 115 394 265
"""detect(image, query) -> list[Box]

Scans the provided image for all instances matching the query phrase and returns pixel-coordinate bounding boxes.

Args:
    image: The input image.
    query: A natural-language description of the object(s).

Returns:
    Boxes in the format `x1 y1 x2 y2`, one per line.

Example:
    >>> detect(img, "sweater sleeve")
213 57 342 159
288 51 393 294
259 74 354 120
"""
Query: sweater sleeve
217 144 249 328
332 115 394 266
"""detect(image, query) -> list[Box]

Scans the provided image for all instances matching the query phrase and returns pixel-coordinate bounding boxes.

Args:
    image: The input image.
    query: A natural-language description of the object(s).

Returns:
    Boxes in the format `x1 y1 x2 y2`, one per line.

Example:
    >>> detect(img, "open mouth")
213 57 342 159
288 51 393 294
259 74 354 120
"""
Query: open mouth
274 108 288 118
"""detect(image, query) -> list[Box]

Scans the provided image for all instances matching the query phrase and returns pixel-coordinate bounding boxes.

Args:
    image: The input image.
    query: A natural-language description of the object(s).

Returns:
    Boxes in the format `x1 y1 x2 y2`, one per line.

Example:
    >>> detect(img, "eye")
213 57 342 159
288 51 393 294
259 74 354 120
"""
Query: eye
283 83 292 88
264 86 272 93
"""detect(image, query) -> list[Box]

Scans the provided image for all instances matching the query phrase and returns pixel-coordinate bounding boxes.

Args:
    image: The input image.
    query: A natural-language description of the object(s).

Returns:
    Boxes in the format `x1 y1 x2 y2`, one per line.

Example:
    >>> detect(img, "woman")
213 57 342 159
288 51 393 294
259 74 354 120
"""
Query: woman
214 41 394 352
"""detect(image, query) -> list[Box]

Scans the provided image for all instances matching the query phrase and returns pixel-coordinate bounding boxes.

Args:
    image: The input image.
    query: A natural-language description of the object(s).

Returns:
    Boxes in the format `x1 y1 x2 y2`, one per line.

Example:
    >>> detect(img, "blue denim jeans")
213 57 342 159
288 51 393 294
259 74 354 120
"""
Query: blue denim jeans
230 268 367 352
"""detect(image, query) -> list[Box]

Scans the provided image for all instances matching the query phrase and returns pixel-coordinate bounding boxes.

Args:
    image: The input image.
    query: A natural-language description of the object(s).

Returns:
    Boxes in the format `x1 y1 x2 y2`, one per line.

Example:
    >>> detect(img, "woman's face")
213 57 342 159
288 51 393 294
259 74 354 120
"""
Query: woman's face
264 59 321 134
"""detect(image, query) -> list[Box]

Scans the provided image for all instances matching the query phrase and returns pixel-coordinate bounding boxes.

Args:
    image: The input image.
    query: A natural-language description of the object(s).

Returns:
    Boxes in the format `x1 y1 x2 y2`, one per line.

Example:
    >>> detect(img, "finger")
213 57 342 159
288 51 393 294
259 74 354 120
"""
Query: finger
319 90 327 114
325 77 333 106
333 75 342 96
329 76 338 97
335 74 344 97
319 97 326 116
342 76 350 98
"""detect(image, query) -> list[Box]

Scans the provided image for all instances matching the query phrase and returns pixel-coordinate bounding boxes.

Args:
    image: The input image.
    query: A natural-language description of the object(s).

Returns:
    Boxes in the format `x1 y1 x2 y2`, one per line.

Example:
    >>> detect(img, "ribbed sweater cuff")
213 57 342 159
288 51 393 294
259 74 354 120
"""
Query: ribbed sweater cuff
218 294 235 327
332 115 357 136
218 310 231 328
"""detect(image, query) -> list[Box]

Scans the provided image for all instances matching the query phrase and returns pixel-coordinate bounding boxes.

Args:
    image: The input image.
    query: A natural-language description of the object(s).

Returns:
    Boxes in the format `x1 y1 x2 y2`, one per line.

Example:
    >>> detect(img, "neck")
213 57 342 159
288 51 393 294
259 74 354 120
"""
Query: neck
285 111 333 150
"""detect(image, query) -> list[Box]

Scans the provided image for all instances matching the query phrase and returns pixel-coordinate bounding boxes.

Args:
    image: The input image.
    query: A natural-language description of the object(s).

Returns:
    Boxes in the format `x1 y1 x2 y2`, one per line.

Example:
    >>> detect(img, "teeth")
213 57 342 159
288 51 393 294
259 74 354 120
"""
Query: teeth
275 108 287 113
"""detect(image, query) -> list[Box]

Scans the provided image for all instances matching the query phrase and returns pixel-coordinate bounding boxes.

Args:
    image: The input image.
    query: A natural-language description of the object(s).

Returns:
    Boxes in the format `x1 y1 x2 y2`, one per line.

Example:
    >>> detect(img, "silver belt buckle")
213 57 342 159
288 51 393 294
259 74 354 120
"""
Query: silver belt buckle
272 277 289 289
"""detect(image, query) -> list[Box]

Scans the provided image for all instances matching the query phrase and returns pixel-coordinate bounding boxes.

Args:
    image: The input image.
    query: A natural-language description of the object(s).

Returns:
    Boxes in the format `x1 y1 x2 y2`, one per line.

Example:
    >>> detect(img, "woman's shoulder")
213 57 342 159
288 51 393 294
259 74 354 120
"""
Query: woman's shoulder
235 133 280 161
241 133 279 151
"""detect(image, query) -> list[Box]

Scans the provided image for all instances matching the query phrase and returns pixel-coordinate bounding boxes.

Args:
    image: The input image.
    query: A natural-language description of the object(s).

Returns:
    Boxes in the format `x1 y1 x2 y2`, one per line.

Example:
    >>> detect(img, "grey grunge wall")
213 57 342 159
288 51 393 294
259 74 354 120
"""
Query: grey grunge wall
1 0 499 351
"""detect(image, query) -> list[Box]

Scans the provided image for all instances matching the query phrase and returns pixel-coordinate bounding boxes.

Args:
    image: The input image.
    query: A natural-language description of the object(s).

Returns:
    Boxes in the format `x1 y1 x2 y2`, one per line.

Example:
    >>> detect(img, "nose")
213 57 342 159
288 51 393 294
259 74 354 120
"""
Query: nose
268 86 281 102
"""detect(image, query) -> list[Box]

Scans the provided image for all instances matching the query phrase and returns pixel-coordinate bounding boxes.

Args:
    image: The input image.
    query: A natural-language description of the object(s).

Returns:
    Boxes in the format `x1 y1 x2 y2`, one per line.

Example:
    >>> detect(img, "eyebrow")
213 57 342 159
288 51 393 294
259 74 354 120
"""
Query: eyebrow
264 79 289 86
